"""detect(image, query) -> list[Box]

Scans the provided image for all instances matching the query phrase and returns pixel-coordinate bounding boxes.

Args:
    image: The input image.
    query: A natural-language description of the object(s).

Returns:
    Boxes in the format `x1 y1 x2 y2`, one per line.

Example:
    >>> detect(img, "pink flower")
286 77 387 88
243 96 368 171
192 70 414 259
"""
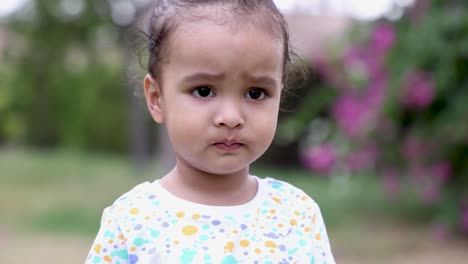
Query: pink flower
402 71 435 109
344 46 387 80
332 75 388 139
344 47 362 68
431 161 452 183
345 46 384 79
356 23 395 78
301 144 337 175
365 74 388 108
332 94 372 138
371 23 396 52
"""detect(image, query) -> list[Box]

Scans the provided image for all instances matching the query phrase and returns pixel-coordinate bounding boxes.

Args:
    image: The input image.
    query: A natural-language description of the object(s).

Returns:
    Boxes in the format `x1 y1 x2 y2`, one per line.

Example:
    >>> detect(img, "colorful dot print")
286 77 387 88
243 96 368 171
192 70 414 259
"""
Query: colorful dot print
86 177 335 263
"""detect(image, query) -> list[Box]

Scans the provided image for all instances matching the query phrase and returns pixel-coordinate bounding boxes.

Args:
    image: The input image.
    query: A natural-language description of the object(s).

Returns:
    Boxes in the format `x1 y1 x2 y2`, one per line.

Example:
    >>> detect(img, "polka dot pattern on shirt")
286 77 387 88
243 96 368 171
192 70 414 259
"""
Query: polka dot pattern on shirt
86 177 335 264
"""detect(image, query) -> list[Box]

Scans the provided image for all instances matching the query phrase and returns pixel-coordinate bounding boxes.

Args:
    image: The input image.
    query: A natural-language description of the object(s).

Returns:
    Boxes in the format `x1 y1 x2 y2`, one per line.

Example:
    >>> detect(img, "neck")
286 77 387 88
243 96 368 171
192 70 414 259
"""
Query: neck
160 159 257 206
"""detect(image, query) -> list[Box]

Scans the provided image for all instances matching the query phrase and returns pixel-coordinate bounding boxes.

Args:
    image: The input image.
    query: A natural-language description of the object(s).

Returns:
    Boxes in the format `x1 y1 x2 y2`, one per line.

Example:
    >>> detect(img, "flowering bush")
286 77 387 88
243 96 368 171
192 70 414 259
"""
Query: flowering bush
287 0 468 234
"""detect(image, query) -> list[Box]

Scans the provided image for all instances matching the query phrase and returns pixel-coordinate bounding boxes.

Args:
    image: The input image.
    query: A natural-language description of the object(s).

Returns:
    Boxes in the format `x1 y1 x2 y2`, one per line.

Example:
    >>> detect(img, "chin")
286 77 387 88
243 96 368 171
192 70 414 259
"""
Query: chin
199 164 249 176
178 153 260 176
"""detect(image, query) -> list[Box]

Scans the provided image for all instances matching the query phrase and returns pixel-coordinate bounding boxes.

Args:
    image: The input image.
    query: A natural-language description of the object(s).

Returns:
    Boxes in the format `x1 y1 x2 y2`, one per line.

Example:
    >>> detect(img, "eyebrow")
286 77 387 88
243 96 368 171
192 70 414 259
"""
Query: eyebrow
246 75 279 88
181 72 279 87
182 72 225 83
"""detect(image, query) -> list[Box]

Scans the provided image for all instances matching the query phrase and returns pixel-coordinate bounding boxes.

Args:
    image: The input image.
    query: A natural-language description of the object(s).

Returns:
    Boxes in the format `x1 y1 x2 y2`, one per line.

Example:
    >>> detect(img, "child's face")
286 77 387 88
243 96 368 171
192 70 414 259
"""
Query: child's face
145 18 283 176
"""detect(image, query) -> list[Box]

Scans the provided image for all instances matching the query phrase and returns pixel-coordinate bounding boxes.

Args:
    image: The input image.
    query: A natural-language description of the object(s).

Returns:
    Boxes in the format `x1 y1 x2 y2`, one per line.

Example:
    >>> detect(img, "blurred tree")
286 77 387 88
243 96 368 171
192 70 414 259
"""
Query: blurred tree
2 0 128 151
0 0 157 164
282 0 468 234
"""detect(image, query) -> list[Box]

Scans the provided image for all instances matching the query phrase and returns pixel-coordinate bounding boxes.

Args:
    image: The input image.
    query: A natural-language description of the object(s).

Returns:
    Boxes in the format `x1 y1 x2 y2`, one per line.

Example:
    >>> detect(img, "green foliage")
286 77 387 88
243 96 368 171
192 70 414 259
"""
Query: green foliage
284 0 468 234
384 1 468 211
0 0 133 152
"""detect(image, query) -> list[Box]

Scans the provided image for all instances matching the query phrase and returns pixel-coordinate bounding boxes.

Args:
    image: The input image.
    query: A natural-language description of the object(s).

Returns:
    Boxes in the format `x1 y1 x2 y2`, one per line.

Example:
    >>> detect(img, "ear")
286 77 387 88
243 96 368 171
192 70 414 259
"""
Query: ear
144 74 164 124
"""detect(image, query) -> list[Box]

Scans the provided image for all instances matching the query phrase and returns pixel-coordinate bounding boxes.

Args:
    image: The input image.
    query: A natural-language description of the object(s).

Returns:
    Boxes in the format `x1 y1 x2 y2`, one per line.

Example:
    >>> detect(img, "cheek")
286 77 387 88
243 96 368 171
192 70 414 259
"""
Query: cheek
265 118 279 140
253 108 279 139
164 110 205 147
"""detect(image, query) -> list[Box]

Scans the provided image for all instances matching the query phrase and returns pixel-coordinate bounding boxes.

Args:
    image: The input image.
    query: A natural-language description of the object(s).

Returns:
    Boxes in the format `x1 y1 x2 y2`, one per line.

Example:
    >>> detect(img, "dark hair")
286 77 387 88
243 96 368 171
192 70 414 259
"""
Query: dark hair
141 0 304 88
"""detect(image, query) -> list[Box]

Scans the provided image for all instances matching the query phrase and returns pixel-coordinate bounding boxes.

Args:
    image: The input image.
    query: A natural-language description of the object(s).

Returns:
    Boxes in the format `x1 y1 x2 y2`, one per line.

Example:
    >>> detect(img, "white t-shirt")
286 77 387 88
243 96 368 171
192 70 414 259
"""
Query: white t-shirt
86 177 335 263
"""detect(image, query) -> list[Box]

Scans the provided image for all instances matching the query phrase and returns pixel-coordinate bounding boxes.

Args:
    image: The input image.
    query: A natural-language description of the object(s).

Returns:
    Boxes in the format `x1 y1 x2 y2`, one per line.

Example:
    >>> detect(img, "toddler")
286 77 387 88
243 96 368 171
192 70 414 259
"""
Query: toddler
86 0 335 263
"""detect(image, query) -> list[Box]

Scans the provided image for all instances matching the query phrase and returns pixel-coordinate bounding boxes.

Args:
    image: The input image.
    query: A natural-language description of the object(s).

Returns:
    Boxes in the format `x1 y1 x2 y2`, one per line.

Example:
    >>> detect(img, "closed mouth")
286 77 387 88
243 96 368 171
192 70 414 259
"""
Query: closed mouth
214 138 243 145
213 141 243 151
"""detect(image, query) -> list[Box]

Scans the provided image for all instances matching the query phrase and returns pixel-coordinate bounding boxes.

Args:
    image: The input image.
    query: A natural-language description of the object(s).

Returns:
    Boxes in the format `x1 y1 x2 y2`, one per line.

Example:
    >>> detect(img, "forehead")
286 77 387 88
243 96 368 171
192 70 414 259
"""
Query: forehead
163 18 284 83
173 4 284 39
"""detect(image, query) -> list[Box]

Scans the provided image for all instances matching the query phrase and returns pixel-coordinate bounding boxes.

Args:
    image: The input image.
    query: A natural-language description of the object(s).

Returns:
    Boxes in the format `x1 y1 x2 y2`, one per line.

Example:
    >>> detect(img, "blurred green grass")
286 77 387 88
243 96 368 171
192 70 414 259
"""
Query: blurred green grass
0 147 427 236
0 148 150 235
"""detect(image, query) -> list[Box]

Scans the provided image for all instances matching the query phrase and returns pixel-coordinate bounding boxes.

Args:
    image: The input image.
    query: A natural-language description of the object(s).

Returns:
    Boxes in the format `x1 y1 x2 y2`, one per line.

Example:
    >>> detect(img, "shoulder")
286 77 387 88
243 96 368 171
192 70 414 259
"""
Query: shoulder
258 177 320 211
102 181 158 220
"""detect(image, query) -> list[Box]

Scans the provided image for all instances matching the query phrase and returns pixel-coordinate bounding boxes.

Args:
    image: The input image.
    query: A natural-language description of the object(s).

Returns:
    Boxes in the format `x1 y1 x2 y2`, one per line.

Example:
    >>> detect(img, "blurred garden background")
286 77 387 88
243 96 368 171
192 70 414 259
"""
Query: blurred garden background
0 0 467 263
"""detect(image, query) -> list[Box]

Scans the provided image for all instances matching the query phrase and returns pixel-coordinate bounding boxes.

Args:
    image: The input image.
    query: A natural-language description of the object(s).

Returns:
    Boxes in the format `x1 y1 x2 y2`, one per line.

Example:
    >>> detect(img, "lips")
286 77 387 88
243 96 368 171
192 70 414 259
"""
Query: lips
213 139 243 151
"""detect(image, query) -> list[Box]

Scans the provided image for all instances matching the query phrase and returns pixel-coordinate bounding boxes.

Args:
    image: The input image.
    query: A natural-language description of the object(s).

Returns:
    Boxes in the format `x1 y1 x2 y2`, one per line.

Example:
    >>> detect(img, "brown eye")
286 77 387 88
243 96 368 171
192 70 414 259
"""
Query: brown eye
192 86 214 98
246 88 266 100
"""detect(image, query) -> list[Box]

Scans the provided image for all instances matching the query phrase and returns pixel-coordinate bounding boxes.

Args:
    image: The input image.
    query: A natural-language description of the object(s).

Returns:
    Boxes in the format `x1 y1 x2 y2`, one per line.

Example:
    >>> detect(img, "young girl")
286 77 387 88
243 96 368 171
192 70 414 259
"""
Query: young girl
86 1 335 263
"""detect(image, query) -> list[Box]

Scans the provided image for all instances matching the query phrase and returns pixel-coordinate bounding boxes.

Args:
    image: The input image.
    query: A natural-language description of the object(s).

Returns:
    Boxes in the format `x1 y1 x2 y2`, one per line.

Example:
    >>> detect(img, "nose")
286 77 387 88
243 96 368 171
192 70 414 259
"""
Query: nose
214 101 245 128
